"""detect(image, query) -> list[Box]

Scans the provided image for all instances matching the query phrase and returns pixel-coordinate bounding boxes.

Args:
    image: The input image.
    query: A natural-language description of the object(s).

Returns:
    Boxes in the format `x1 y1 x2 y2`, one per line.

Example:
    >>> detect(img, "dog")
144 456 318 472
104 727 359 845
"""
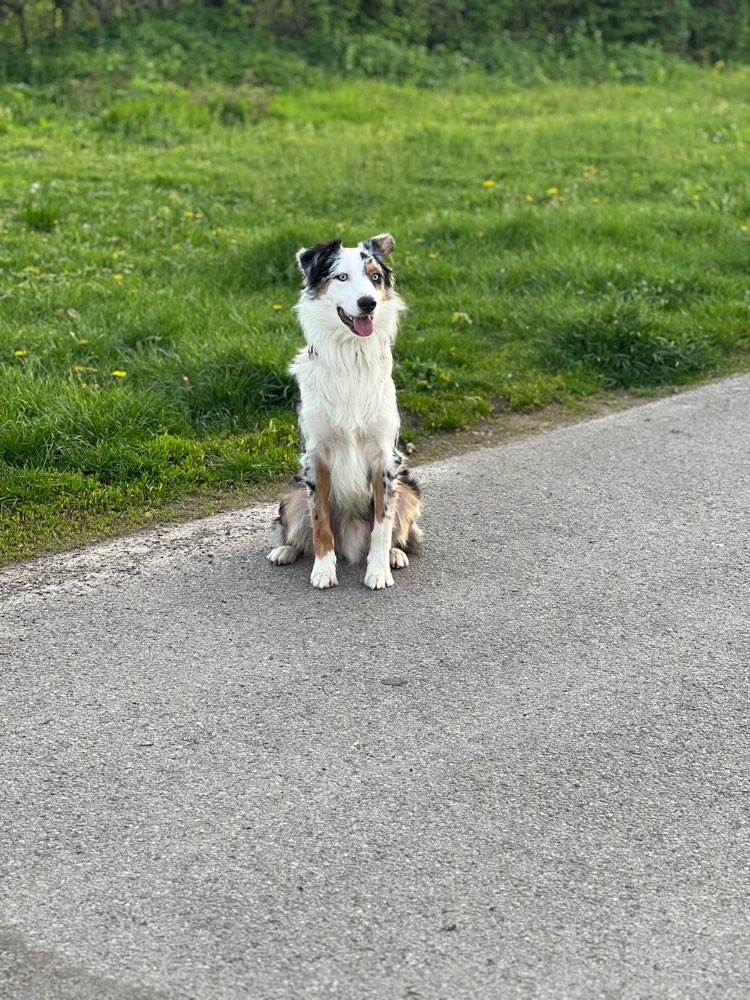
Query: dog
267 233 422 590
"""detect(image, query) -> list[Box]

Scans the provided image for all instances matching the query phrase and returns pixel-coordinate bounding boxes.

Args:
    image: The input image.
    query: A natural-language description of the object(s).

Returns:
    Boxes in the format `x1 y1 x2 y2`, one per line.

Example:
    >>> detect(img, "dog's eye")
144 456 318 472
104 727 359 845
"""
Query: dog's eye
336 273 348 282
370 273 382 284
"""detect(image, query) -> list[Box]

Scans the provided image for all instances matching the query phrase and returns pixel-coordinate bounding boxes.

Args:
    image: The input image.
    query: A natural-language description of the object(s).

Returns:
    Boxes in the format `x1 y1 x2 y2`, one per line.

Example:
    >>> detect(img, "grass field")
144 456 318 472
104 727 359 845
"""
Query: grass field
1 28 749 562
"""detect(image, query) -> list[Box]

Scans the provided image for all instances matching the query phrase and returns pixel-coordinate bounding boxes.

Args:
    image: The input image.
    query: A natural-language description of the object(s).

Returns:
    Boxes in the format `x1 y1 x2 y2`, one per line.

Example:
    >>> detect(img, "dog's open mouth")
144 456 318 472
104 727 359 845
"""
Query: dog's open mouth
337 307 374 338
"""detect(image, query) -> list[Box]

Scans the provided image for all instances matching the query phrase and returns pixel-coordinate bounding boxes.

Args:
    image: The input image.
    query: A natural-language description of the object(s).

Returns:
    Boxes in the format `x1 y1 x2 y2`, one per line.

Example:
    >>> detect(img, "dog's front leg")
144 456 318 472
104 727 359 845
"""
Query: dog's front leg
308 458 337 589
365 466 395 590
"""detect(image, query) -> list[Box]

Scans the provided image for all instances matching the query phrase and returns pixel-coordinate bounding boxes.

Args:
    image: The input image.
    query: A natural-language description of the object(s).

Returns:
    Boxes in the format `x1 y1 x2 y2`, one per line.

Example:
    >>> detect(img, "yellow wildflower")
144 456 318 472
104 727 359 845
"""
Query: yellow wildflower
482 180 496 188
112 370 127 378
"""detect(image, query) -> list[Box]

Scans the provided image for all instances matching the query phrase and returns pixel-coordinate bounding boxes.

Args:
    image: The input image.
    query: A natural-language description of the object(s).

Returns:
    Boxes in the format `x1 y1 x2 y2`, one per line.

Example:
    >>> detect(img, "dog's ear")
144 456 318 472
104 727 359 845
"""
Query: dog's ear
296 240 342 290
360 233 396 259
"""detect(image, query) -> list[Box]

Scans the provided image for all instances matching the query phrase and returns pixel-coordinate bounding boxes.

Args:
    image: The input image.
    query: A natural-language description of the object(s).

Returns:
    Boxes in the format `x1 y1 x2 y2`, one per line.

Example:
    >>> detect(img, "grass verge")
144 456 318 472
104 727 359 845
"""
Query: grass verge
1 41 749 563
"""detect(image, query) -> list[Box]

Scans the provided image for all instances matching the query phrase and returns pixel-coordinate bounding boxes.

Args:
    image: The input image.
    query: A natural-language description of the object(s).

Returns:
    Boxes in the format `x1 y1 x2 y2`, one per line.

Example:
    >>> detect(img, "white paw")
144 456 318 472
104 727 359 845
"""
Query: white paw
311 552 337 589
268 545 300 566
365 565 394 590
390 547 409 570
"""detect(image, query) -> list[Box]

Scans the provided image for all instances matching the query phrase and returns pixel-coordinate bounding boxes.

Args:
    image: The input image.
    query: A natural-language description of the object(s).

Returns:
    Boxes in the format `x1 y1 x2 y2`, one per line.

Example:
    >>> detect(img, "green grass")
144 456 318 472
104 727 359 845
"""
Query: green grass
1 33 749 562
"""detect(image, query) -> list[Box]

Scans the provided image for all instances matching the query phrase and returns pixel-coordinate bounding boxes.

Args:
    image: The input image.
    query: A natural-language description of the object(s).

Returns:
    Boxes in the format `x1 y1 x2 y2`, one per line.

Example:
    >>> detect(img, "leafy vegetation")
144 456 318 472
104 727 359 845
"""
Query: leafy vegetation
1 0 748 61
0 13 749 561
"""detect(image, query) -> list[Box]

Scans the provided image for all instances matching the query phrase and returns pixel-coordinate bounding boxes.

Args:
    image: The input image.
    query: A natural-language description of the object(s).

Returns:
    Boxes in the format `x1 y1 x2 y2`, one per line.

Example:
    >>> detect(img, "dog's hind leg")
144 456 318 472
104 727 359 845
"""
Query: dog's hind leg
308 458 338 589
268 487 310 565
364 464 396 590
392 467 422 560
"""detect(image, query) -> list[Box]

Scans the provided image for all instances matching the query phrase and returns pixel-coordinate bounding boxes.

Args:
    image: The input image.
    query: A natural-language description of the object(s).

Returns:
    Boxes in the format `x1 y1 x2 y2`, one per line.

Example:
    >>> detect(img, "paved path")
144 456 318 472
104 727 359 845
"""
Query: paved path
2 376 749 1000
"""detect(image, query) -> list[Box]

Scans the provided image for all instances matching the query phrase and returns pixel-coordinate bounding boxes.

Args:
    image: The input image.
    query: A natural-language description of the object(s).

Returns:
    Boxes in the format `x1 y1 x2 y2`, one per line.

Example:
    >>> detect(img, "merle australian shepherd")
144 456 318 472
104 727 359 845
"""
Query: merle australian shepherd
267 233 422 590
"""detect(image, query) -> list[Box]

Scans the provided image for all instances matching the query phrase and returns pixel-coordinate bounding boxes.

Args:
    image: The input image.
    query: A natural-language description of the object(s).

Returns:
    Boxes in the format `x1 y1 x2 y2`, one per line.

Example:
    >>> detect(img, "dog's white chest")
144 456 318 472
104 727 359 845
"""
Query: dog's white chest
293 347 398 443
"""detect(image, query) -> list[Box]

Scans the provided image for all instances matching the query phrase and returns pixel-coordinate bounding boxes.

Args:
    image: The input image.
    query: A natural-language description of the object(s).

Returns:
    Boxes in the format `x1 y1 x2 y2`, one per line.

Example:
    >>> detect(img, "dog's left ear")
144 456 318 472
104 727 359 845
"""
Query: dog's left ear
360 233 396 259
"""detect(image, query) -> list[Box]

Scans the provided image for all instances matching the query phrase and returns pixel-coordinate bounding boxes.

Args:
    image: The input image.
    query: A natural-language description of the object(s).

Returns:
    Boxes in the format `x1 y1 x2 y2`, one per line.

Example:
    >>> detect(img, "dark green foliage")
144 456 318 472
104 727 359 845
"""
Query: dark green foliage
0 0 748 72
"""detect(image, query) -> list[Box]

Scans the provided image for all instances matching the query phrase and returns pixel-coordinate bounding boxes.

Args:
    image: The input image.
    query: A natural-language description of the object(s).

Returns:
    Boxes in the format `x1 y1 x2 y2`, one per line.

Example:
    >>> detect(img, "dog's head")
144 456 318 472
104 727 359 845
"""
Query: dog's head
295 234 400 340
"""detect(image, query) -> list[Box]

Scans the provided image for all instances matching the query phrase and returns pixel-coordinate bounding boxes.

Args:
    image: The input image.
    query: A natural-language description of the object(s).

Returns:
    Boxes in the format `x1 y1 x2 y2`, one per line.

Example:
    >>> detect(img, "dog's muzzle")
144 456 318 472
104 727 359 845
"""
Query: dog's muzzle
337 307 374 338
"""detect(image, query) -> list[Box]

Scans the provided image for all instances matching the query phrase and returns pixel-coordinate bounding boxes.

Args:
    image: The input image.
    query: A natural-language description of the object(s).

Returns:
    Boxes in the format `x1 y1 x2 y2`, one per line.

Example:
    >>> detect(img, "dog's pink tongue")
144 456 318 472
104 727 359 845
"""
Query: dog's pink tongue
353 315 374 337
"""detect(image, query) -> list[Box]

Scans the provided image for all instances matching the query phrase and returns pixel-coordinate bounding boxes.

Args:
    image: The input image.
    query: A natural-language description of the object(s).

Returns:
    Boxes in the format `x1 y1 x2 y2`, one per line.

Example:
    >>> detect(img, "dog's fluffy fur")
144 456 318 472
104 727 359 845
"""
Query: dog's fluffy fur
268 233 422 589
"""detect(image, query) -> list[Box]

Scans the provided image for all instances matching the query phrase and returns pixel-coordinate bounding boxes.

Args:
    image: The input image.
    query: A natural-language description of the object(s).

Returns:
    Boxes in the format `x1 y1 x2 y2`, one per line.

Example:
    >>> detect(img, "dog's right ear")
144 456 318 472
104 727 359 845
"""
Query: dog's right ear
296 240 342 290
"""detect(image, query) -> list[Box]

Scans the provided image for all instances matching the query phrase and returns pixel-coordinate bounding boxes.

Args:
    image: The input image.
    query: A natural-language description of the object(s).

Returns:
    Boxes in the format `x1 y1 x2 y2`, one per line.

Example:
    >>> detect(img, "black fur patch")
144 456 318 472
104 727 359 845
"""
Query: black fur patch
397 466 421 498
297 240 342 294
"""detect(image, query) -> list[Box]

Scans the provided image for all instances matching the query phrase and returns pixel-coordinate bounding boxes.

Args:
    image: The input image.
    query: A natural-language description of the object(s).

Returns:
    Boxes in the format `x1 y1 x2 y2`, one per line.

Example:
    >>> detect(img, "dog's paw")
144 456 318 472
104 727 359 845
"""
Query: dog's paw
268 545 300 566
365 565 394 590
311 552 337 589
389 547 409 570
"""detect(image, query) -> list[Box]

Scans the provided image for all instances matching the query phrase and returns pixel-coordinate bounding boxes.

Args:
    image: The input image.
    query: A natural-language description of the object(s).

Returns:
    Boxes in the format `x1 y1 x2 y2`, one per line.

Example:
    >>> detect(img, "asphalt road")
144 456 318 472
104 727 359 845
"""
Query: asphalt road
2 376 749 1000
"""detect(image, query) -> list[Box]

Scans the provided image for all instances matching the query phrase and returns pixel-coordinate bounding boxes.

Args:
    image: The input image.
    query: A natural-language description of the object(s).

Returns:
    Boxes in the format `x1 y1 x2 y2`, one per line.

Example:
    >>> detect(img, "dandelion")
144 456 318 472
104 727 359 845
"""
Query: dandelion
272 304 283 311
482 180 496 188
546 187 559 196
112 370 127 378
78 339 88 346
524 194 534 203
113 274 123 282
335 222 347 232
14 350 27 357
428 253 438 260
452 311 472 324
692 194 701 201
183 210 195 219
73 364 86 372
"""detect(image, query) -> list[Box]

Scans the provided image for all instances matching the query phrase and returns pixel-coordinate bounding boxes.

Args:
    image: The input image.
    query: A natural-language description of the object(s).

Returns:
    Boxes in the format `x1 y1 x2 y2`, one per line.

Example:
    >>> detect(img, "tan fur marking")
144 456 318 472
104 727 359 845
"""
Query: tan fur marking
372 471 386 522
311 460 334 557
364 261 384 287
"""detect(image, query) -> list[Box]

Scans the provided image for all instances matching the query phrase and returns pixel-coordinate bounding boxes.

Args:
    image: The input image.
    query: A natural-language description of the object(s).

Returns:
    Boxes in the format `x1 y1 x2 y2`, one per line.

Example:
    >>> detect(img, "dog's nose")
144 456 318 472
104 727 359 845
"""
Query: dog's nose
357 296 376 315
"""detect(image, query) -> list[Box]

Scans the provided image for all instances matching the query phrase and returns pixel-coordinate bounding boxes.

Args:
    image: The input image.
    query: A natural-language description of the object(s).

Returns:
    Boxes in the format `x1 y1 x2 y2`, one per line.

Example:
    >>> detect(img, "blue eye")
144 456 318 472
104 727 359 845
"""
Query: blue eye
371 272 382 283
336 273 348 281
